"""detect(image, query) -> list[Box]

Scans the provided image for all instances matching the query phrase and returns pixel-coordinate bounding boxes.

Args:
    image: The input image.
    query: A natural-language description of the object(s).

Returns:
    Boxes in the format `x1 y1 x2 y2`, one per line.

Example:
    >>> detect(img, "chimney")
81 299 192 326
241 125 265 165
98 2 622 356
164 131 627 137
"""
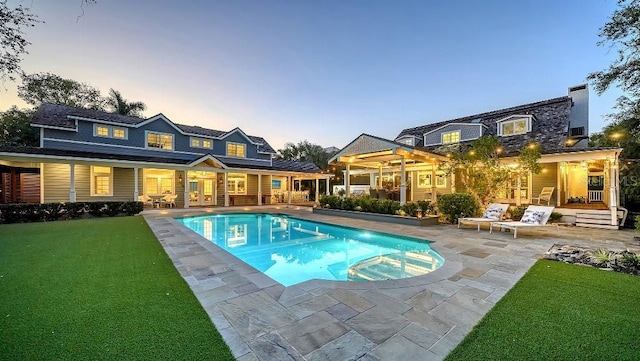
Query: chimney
567 84 589 148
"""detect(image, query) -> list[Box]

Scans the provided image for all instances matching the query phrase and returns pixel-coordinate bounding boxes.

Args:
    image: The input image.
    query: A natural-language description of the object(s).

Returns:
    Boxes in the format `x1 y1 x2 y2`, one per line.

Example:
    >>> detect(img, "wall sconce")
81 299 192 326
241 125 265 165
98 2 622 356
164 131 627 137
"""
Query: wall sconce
416 207 423 219
178 173 184 186
218 176 224 185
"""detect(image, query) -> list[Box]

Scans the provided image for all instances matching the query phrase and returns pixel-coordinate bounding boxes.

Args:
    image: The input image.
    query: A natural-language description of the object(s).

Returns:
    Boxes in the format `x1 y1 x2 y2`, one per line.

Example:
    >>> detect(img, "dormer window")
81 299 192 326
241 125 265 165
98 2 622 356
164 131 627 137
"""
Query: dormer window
146 131 174 151
191 137 213 149
94 124 127 139
227 142 246 157
442 131 460 144
397 137 414 146
497 115 533 136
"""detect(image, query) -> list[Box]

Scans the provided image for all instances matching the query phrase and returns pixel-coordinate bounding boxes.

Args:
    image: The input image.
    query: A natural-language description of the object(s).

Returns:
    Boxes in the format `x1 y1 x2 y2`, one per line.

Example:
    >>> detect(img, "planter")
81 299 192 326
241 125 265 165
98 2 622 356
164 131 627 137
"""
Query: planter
312 207 439 226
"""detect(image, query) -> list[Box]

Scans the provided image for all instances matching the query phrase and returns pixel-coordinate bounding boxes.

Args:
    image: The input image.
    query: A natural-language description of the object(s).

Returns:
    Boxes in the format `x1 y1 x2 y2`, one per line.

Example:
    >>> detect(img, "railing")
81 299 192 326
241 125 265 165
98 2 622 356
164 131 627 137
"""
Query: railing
588 190 603 202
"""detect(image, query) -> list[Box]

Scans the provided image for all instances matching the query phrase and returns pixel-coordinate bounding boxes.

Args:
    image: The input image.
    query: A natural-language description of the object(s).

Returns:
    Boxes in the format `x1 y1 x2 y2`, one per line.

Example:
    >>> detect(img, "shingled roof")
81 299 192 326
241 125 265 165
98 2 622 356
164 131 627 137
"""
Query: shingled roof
396 96 574 155
32 103 277 154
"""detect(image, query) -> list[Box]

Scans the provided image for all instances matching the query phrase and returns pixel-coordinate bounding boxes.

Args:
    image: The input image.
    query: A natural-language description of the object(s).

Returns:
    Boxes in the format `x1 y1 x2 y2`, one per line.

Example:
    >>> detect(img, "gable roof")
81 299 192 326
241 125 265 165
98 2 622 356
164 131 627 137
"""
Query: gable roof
31 103 276 154
396 96 573 155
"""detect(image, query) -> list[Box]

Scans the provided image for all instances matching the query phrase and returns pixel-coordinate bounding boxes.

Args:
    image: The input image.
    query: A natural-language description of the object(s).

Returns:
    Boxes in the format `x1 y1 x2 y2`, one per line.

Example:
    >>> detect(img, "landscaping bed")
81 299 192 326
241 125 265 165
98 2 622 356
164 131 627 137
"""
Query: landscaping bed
545 244 640 276
312 207 439 226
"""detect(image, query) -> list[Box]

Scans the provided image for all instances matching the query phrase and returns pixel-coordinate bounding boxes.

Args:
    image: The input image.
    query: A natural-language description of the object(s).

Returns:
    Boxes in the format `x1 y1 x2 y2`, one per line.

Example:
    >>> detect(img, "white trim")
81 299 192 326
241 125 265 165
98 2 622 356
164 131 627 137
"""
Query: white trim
90 165 114 196
435 171 447 188
31 123 78 132
39 128 44 148
145 130 175 151
43 137 205 157
422 122 486 137
226 141 247 158
220 127 261 145
187 154 228 169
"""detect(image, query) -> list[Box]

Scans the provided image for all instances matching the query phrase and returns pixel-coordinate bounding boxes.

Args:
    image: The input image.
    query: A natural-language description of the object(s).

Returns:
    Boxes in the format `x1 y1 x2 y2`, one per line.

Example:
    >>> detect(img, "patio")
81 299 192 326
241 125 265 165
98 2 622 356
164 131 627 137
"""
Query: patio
143 206 638 361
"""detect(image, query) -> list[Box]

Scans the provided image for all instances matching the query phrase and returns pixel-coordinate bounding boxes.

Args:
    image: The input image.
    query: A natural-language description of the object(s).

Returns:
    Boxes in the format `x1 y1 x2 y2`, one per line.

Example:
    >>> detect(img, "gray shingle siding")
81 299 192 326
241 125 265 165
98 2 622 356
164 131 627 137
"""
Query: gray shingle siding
398 96 573 155
424 124 484 146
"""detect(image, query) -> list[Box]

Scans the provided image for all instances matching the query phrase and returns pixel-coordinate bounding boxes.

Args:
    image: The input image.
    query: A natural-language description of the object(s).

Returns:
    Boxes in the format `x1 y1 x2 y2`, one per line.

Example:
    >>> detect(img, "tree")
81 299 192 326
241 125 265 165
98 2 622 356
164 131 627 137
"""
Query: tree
0 106 38 146
17 72 104 109
588 0 640 209
278 140 335 169
105 88 146 117
439 136 541 209
0 0 41 81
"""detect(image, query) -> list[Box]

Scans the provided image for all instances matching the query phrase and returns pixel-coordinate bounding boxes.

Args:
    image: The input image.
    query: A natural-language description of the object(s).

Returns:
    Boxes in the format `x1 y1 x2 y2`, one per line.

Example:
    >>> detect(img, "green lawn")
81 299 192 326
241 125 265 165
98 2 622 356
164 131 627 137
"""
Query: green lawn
446 259 640 361
0 217 233 361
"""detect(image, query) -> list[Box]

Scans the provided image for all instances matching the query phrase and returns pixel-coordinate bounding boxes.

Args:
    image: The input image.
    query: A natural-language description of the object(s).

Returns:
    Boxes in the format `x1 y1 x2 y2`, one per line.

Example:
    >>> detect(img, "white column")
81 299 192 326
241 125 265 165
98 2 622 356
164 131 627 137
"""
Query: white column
610 157 619 225
346 164 351 197
133 167 139 201
378 166 383 188
258 174 262 205
399 158 406 205
224 172 229 207
325 178 330 195
431 165 437 203
69 163 76 202
315 178 319 203
183 170 190 209
556 163 562 206
287 176 292 204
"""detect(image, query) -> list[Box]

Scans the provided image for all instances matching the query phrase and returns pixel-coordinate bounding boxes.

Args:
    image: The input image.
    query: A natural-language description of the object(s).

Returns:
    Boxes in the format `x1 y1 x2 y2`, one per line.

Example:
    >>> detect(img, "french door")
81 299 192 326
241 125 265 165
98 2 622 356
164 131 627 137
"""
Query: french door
189 178 216 206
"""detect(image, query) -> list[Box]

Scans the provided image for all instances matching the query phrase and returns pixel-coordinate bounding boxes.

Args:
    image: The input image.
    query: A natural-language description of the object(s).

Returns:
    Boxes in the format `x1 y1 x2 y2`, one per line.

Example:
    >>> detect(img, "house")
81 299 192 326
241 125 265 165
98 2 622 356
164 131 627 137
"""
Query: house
0 103 331 207
330 85 624 229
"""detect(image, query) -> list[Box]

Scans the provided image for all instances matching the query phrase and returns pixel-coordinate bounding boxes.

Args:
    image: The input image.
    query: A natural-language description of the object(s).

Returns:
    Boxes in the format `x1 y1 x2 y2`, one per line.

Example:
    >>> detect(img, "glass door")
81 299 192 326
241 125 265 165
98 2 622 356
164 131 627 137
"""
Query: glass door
188 178 216 206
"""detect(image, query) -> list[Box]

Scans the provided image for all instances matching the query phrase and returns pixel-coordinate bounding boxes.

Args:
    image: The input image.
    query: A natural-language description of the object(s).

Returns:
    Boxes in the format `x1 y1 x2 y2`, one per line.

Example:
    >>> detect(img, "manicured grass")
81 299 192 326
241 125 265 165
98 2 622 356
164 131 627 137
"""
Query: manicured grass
0 217 233 361
446 259 640 361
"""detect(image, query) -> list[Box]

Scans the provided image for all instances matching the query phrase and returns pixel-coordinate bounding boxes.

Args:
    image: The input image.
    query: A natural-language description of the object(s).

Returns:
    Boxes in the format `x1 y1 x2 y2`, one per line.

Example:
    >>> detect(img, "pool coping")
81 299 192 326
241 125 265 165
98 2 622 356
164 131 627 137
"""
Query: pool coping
143 206 639 361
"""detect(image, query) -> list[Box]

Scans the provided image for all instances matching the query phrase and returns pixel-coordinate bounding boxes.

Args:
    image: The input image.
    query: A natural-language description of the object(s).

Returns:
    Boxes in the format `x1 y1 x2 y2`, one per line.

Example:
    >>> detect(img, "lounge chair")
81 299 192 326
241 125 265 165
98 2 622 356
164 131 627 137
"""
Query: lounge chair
490 205 558 238
531 187 554 205
458 203 510 231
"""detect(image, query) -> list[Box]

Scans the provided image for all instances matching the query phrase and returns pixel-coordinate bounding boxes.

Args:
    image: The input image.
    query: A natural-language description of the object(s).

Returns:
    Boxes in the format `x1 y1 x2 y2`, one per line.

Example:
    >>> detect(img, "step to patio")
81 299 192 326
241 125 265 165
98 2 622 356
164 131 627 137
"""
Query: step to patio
575 210 618 230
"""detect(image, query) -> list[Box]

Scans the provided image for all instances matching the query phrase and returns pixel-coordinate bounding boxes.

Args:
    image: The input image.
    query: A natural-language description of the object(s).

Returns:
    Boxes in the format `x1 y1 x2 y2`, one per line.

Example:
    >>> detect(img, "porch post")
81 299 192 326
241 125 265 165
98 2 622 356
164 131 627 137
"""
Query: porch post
326 178 330 195
515 175 522 206
258 174 262 205
610 156 619 225
224 172 229 207
556 163 561 206
431 164 437 203
378 166 383 188
315 178 319 203
400 157 406 205
69 163 76 202
133 167 139 201
183 170 190 209
288 176 292 204
346 164 351 197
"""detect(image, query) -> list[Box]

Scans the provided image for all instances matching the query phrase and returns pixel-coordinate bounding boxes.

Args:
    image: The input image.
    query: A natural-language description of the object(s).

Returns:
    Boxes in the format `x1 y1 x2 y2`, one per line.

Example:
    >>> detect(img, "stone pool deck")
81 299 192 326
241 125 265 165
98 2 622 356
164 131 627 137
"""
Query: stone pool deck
142 206 639 361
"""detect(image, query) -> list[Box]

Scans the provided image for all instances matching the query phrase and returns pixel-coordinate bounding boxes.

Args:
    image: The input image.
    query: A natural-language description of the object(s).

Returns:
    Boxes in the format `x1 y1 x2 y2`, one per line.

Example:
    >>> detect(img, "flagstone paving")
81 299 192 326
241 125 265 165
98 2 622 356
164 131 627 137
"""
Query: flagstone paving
143 206 639 361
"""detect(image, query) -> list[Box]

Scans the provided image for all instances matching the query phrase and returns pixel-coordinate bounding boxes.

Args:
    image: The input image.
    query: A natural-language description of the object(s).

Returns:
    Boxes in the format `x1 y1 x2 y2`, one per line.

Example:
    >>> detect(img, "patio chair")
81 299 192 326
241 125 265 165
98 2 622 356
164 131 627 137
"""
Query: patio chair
138 194 154 207
531 187 554 205
490 205 558 238
160 194 178 208
458 203 510 231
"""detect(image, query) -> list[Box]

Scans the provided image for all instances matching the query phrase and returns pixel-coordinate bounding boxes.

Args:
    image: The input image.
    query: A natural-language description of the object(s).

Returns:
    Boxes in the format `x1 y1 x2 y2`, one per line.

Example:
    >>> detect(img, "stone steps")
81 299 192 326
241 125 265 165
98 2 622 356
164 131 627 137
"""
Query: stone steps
575 210 617 230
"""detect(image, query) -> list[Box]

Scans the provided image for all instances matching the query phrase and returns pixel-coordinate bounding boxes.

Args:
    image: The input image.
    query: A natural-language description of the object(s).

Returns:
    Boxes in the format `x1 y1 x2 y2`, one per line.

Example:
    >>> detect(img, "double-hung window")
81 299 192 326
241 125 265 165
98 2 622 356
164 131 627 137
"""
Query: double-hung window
227 173 247 194
94 124 127 139
91 166 113 196
227 142 246 157
191 137 213 149
497 116 532 136
417 171 432 187
147 131 174 150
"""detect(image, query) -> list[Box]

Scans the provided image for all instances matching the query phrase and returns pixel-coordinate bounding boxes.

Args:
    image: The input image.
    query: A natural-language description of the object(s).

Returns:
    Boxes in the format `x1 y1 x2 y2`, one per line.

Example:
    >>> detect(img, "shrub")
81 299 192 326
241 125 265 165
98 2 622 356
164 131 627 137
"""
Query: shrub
416 200 435 215
0 201 143 224
636 215 640 233
548 211 563 223
401 202 419 217
436 193 479 224
508 205 528 221
589 248 614 267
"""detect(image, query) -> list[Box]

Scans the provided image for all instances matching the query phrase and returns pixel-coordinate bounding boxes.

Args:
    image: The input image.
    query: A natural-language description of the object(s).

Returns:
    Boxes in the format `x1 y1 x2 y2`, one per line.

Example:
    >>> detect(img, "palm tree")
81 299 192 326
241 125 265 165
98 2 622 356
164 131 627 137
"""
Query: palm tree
105 88 146 117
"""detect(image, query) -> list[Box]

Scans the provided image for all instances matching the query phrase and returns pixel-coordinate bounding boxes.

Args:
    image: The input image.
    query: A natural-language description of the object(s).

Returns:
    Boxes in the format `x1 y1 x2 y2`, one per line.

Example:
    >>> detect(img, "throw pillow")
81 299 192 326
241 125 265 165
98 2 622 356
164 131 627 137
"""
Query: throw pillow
520 210 544 224
483 207 502 220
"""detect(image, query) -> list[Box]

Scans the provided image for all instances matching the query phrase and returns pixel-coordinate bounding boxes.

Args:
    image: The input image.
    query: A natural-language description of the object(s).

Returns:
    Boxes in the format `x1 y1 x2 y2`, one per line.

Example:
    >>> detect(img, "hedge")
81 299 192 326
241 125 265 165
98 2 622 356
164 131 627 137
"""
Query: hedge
0 201 144 224
318 195 435 217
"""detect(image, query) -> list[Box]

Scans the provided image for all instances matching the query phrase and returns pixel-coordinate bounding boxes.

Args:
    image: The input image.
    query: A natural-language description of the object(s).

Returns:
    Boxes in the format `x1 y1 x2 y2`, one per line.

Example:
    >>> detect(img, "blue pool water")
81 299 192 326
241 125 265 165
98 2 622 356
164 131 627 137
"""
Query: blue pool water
178 213 444 287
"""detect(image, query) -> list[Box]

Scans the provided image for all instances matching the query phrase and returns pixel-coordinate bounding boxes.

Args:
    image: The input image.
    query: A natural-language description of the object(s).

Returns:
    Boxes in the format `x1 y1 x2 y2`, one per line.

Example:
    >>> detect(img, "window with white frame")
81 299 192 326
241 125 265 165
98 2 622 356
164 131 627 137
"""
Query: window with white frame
417 171 432 187
436 172 447 188
227 173 247 194
144 169 174 195
398 137 414 146
498 116 531 136
191 137 213 149
93 124 127 139
442 131 460 144
91 166 113 196
226 142 246 157
147 131 174 150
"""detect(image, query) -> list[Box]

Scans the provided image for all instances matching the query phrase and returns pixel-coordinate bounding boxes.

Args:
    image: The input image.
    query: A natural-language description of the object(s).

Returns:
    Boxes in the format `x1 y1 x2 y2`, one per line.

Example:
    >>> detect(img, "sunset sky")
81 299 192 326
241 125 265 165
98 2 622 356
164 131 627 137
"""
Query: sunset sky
1 0 623 151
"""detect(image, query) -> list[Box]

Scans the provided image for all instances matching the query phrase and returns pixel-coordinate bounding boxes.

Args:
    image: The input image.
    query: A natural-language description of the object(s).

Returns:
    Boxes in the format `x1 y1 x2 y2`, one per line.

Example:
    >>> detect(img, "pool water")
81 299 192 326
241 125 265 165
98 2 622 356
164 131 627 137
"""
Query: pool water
178 213 444 287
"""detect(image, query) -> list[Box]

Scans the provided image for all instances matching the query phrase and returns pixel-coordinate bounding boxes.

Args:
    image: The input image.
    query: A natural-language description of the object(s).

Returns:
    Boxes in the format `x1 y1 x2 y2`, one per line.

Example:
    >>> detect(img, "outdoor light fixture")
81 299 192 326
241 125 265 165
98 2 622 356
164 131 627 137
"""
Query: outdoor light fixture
178 173 184 186
416 207 423 219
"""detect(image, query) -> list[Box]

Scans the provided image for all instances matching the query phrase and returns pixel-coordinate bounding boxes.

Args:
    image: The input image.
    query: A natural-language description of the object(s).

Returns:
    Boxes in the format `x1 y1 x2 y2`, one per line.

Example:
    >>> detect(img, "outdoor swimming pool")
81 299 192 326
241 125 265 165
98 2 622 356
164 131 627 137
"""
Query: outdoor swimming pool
178 213 444 287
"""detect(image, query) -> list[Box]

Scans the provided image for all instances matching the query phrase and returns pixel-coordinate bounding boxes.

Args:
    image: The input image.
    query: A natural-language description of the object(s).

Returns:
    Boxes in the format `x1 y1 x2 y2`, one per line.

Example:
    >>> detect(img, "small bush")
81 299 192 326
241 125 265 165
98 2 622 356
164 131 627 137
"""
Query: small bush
436 193 479 224
549 212 563 223
416 200 435 215
508 205 528 221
